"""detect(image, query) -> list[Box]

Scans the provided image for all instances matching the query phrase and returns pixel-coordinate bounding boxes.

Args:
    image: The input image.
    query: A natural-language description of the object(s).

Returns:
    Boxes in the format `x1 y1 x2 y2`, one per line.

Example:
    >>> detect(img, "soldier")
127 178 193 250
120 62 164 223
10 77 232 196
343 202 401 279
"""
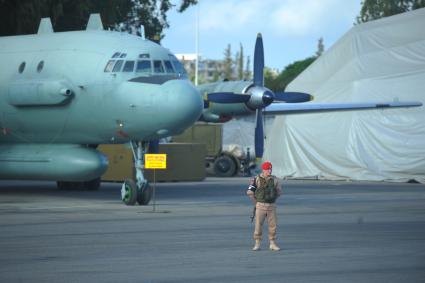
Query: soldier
247 161 282 251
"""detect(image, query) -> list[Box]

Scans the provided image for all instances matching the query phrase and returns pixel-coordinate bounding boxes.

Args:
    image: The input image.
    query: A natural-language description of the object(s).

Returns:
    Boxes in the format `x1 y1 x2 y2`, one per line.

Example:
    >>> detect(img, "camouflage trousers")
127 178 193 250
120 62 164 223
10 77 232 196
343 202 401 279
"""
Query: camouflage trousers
254 202 277 241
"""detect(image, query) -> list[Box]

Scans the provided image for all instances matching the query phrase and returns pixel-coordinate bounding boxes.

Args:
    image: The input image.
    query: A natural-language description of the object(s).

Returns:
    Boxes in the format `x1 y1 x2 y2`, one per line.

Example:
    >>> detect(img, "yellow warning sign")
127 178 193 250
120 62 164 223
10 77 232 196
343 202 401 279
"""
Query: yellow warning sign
145 154 167 169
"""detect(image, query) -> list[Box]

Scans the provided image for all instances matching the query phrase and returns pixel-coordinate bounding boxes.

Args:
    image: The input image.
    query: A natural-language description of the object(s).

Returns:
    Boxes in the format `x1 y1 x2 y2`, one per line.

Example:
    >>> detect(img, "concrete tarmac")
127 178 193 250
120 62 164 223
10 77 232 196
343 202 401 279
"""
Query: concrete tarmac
0 178 424 283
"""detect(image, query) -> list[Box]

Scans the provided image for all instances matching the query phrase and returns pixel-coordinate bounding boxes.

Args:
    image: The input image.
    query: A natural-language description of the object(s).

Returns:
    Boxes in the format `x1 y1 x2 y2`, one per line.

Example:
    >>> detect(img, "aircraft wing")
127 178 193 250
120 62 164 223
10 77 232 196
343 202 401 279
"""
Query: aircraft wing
264 101 423 115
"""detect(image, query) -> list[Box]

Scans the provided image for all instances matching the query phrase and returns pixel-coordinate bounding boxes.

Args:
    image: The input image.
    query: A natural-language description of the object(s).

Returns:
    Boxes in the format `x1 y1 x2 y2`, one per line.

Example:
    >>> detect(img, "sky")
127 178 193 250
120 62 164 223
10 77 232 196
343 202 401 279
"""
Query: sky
162 0 363 72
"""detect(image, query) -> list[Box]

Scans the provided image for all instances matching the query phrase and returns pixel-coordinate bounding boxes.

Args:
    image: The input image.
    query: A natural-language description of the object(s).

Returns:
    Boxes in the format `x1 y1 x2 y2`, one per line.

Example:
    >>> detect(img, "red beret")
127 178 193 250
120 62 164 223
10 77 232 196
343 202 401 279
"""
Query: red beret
262 161 272 170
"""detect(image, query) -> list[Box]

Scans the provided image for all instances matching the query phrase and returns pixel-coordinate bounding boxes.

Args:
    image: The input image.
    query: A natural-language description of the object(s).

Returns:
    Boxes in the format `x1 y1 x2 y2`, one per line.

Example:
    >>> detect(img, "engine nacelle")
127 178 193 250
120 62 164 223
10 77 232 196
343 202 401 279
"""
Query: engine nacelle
0 144 108 181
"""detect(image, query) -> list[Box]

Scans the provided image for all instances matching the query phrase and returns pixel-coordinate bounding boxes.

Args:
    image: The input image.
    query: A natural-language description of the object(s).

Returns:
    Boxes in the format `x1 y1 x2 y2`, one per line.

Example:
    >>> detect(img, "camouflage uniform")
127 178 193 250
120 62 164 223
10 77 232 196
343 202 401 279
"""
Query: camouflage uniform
247 174 281 250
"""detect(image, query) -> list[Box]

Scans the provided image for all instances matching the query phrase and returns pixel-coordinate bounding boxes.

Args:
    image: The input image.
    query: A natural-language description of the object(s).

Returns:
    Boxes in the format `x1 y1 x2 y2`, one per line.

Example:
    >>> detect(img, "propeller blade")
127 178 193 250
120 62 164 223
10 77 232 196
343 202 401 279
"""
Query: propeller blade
274 92 313 103
254 109 264 159
253 33 264 87
207 92 250 103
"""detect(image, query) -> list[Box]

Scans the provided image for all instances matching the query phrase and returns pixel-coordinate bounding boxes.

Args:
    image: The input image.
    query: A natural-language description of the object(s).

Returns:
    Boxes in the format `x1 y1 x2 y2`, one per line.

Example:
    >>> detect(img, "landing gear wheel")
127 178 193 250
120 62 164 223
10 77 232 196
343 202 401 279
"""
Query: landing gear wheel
137 183 153 205
214 155 236 177
57 181 81 190
121 179 137 205
84 178 101 191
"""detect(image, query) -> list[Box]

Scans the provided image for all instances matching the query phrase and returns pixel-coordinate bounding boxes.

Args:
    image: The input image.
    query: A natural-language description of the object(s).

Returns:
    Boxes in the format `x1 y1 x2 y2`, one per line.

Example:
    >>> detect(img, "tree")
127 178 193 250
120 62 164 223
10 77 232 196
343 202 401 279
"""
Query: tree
0 0 197 42
237 43 244 80
356 0 425 23
265 57 316 92
222 44 234 80
264 67 279 91
316 37 325 57
244 55 252 80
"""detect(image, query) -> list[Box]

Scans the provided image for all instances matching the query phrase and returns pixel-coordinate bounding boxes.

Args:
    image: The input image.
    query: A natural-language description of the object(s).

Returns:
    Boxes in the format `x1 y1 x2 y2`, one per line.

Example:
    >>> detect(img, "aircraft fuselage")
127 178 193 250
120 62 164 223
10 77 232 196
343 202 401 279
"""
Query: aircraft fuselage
0 30 203 144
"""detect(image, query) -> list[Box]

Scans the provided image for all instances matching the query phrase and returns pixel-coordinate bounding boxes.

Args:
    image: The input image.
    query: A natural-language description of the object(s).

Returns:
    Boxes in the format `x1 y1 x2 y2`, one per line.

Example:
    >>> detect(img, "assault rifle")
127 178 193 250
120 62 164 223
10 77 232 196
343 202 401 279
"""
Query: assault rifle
250 207 256 223
248 177 257 223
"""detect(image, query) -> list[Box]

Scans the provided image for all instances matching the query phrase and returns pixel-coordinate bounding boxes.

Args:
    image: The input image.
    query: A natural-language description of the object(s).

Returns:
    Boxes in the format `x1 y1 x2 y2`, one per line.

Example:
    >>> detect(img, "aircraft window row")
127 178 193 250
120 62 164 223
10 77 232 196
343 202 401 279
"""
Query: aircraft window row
136 60 151 72
164 61 174 73
168 54 187 75
153 60 164 73
104 59 186 75
112 52 151 59
104 60 115 72
112 60 124 72
171 59 186 74
111 52 128 59
123 61 135 72
18 60 46 74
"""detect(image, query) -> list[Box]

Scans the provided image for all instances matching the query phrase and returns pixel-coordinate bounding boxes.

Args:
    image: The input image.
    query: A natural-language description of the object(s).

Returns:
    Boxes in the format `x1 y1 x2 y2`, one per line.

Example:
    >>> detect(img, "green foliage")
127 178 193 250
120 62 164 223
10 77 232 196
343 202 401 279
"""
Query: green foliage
265 57 316 92
264 67 278 90
237 43 244 80
218 43 251 81
177 0 198 12
0 0 197 42
244 55 252 80
222 44 234 80
356 0 425 23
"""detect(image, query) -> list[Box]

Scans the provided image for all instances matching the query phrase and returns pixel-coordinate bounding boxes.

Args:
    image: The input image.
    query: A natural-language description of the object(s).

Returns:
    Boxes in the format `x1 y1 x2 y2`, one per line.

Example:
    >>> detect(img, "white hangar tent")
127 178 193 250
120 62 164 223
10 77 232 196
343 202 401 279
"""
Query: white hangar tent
263 8 425 183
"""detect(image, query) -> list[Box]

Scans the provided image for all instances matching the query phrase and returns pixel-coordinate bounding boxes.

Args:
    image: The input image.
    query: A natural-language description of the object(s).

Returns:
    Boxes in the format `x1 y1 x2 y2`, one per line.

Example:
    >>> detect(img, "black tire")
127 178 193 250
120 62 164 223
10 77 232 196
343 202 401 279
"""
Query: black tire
121 179 137 205
57 181 82 190
57 181 67 190
137 183 153 205
84 178 101 191
213 155 236 177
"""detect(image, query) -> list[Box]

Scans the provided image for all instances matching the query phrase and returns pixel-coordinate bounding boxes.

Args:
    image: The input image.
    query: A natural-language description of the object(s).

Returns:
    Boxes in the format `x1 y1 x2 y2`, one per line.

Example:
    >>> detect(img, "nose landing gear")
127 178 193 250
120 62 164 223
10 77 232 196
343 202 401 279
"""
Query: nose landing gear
121 141 153 205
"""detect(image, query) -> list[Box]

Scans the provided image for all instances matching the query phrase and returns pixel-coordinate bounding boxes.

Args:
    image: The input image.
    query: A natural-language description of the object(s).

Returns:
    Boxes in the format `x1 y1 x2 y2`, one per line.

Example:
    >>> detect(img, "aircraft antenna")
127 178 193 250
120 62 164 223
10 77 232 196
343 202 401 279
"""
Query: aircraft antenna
38 18 53 34
140 25 145 40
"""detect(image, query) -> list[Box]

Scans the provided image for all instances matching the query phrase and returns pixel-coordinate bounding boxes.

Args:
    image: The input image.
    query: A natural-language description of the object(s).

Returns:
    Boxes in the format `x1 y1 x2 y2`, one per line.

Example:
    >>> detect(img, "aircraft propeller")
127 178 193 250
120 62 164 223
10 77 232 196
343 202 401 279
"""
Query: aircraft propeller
206 33 313 159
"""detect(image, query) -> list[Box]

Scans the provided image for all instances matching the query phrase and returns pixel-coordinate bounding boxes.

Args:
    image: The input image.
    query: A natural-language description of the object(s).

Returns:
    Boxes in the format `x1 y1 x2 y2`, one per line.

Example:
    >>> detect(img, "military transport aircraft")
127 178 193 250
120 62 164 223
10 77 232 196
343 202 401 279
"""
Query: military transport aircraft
0 14 204 205
0 14 421 206
199 33 422 161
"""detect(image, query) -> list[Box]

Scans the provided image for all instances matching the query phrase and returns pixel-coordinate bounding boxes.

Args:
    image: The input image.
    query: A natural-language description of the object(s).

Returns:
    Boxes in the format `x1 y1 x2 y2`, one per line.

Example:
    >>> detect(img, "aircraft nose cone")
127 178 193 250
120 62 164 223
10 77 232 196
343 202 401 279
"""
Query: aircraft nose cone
262 90 275 106
162 79 203 134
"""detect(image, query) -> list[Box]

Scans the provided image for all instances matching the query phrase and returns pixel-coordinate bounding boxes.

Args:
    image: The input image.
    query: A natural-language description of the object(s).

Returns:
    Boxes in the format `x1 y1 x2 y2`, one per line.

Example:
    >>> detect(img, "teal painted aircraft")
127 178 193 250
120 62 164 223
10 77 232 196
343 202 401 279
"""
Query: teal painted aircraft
0 14 203 205
199 33 422 161
0 14 421 206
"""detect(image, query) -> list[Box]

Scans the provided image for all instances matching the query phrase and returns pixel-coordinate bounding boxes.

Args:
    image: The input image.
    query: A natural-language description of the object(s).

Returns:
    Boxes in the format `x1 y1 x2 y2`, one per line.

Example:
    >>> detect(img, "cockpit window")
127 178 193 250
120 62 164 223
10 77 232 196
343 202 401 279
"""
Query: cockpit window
139 53 150 58
123 61 135 72
104 60 115 72
153 60 165 73
112 52 121 58
169 55 187 76
136 60 152 73
120 53 127 58
163 60 174 73
112 60 124 72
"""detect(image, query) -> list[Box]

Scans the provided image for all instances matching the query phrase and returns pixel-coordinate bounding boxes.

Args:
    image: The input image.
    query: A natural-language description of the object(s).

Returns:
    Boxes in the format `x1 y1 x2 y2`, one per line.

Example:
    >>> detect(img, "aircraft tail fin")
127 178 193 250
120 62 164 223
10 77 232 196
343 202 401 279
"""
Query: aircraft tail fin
37 18 54 34
86 14 104 31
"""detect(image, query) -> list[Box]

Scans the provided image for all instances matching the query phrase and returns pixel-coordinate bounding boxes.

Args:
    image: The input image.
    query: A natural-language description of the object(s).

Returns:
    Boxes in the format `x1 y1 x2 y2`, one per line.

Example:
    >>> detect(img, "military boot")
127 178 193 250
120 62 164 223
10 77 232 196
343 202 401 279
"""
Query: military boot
269 240 280 251
252 239 261 251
